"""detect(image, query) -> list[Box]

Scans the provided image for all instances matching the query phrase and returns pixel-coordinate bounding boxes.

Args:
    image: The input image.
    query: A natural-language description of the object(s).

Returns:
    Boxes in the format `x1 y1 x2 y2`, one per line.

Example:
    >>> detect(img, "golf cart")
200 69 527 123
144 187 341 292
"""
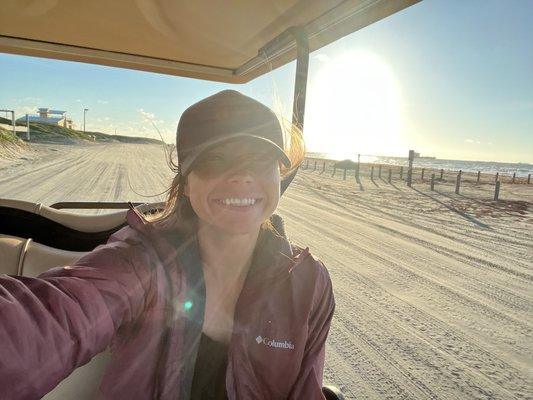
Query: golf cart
0 1 419 398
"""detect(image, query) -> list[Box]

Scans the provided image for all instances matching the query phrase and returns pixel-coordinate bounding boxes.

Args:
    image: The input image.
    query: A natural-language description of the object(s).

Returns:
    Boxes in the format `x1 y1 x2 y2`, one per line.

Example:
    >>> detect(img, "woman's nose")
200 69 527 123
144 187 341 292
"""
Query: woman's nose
227 163 256 183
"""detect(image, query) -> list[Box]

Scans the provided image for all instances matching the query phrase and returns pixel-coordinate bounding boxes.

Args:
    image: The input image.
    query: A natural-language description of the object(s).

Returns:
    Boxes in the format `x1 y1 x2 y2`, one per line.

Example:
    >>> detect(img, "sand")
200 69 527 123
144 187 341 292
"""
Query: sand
1 143 532 399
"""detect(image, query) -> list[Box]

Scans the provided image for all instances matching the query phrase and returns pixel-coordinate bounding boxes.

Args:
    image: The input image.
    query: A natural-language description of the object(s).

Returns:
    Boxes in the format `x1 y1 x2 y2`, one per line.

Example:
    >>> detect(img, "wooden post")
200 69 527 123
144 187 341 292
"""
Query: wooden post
355 162 360 180
528 173 531 184
378 165 382 179
440 169 444 180
332 166 336 177
477 171 481 183
407 150 415 187
421 168 425 181
388 168 392 183
322 161 326 173
430 173 435 191
399 166 403 180
512 172 516 184
343 167 347 180
370 166 374 180
455 170 462 194
26 114 30 141
495 172 499 182
494 181 501 201
313 161 317 172
305 159 309 169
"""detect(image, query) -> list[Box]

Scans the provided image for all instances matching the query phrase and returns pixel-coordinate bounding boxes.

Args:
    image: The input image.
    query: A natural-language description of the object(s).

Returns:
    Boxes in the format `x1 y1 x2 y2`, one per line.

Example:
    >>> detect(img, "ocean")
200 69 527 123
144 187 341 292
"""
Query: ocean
306 153 533 178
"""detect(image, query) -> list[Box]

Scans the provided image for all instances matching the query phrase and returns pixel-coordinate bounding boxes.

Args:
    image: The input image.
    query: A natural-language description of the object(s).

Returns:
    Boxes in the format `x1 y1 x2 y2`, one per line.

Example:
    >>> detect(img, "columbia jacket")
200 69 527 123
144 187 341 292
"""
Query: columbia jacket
0 209 335 399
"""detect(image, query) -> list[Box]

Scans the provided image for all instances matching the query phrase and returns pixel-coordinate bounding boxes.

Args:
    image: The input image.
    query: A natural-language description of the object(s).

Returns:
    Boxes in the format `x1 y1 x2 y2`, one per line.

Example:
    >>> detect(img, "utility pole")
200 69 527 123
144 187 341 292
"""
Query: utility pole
83 108 89 132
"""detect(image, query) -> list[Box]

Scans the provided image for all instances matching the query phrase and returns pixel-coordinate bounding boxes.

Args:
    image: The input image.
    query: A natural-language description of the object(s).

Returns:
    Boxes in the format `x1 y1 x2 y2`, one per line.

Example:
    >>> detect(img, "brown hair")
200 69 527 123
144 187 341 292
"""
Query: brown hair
147 117 305 234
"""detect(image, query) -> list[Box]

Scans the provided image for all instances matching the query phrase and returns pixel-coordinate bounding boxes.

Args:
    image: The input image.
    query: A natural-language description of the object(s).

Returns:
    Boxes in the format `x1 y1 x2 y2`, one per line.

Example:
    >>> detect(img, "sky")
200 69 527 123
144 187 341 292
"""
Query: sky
0 0 532 163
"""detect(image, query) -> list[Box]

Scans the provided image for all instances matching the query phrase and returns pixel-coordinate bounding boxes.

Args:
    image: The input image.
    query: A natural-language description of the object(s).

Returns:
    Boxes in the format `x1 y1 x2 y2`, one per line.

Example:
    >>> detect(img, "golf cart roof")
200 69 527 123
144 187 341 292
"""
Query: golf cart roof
0 0 419 83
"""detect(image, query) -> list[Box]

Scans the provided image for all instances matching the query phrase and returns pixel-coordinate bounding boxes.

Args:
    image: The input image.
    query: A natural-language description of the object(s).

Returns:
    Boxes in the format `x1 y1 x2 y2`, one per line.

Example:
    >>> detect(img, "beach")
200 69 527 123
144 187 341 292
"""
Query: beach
1 143 532 399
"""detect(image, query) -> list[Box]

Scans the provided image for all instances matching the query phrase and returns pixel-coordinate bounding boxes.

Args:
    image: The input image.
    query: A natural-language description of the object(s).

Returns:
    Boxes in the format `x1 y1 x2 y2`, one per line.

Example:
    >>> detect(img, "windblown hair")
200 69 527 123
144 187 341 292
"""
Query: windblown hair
147 117 305 234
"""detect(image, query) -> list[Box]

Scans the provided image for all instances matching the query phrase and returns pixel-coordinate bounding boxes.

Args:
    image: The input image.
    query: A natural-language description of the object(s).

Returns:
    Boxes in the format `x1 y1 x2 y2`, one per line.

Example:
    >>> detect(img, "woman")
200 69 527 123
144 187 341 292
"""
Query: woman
0 90 335 399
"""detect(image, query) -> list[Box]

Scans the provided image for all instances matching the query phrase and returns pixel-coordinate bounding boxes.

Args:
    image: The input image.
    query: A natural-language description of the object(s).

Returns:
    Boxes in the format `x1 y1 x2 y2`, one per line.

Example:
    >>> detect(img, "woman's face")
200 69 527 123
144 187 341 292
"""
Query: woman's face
184 139 282 236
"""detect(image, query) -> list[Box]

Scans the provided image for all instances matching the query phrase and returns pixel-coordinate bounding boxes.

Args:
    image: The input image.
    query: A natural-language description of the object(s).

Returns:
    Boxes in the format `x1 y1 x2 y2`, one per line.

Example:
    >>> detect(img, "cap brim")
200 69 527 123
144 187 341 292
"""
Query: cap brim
180 133 291 175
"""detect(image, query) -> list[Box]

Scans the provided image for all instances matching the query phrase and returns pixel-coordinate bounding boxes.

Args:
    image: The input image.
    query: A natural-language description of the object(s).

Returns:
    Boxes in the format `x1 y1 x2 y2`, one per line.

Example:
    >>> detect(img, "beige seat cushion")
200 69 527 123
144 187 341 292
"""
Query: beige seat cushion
0 234 27 275
0 234 111 400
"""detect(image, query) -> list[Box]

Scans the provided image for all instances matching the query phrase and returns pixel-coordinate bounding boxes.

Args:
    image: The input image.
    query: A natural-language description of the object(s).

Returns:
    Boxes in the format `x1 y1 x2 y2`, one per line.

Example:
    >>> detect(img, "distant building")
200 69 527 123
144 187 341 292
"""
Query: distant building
16 108 74 129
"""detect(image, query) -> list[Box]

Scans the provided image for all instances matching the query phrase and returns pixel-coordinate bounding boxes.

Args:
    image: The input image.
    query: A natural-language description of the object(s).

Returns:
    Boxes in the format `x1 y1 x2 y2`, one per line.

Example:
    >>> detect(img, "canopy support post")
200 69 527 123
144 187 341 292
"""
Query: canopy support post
281 27 309 195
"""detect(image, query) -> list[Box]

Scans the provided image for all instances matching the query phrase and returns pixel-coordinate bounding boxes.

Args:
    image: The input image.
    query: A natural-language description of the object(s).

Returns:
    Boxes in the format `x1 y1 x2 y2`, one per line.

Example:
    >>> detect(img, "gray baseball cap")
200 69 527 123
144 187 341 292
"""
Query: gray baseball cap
177 90 291 175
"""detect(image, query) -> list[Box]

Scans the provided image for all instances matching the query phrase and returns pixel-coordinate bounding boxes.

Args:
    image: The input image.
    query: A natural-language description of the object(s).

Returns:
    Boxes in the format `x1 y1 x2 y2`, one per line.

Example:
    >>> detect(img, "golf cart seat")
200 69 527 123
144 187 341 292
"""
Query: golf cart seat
0 199 165 232
0 200 165 251
0 233 110 400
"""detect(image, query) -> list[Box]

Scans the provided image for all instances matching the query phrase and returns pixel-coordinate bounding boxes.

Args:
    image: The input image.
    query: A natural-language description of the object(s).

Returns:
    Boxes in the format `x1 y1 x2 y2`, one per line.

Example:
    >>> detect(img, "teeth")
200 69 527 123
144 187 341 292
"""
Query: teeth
221 198 257 206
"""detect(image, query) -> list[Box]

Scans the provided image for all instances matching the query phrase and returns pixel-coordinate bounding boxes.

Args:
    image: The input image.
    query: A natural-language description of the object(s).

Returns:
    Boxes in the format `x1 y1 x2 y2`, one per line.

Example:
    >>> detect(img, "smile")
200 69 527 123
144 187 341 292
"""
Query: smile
213 198 263 208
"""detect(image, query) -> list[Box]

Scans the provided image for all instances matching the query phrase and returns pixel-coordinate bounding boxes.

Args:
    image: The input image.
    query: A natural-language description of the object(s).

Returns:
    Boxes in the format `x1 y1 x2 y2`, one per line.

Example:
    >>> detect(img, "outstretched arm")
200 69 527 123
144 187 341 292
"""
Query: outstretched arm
0 239 154 399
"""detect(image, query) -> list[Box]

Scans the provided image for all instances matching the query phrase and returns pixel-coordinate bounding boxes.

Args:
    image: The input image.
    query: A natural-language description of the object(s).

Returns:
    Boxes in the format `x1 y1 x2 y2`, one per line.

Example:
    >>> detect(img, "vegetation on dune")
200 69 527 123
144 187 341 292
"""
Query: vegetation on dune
0 117 162 145
0 126 25 145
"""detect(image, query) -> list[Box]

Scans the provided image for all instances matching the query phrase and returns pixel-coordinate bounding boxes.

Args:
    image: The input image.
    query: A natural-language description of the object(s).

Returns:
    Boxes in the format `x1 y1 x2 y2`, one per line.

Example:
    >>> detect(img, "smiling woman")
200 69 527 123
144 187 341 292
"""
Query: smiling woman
306 50 406 159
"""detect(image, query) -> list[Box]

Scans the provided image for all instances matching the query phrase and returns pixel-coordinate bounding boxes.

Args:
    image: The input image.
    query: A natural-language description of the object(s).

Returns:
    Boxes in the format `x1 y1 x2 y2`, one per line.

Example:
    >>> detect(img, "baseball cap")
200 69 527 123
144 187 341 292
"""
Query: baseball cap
177 90 291 175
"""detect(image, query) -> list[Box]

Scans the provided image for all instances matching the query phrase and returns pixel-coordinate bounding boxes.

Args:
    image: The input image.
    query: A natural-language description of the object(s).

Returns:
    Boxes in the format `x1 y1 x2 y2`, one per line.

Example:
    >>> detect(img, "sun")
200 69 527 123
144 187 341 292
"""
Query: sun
305 50 405 159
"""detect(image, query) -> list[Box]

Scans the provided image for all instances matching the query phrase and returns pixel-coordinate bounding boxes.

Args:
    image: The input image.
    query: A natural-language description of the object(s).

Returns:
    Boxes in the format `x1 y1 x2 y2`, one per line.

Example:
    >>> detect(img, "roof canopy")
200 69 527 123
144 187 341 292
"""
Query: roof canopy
0 0 419 83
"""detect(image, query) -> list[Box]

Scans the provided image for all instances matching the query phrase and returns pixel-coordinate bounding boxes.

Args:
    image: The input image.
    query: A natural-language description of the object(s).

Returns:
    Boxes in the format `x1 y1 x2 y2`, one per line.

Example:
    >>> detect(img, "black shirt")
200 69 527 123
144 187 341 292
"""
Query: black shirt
190 332 229 399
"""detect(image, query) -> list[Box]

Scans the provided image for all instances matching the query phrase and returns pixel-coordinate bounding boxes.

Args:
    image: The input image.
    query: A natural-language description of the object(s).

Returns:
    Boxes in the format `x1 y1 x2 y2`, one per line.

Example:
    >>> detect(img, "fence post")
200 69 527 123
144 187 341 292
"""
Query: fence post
512 172 516 184
494 181 501 201
430 173 435 191
355 162 360 180
495 172 499 182
305 159 309 169
370 166 374 180
421 168 425 181
313 161 317 172
477 171 481 183
26 114 30 141
528 173 531 184
378 165 382 179
322 161 326 174
455 170 462 194
332 166 336 177
343 167 347 180
440 169 444 180
407 150 415 187
400 166 403 180
388 168 392 183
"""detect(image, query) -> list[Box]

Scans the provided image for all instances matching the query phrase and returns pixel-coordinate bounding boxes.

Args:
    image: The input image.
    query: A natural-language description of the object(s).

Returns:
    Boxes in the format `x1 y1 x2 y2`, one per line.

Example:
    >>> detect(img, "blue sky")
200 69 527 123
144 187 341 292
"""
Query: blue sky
0 0 531 163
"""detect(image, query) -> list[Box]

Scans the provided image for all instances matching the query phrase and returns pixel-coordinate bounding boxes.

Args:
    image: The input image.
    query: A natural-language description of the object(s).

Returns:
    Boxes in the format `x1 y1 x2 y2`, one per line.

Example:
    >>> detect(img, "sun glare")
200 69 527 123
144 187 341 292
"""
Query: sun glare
306 51 405 159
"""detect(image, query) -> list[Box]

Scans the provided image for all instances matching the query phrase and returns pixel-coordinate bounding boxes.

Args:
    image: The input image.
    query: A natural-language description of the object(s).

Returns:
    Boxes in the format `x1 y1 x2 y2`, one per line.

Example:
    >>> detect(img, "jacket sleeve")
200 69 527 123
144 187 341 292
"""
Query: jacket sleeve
0 236 155 399
289 260 335 399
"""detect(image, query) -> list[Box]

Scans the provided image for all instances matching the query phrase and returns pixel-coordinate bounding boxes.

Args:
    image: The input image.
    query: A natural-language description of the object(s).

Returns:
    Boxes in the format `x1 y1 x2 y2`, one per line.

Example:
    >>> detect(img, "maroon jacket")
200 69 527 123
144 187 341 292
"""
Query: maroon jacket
0 210 335 399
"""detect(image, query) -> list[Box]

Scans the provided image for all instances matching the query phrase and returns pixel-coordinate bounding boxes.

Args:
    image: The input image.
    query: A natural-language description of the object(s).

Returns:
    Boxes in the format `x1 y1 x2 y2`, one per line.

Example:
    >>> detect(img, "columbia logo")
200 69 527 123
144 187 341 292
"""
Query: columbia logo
255 335 294 350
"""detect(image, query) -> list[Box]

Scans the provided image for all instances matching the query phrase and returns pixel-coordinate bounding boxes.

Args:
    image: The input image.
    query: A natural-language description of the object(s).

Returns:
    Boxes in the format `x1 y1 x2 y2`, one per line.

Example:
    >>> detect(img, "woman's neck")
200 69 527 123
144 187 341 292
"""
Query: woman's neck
197 222 261 284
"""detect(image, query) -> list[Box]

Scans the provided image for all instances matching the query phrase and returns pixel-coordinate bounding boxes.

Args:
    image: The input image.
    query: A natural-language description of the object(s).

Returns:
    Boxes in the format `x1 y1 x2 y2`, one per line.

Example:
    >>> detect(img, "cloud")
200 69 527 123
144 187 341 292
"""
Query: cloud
75 99 82 103
138 108 155 120
465 138 492 146
97 100 109 104
104 117 112 121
